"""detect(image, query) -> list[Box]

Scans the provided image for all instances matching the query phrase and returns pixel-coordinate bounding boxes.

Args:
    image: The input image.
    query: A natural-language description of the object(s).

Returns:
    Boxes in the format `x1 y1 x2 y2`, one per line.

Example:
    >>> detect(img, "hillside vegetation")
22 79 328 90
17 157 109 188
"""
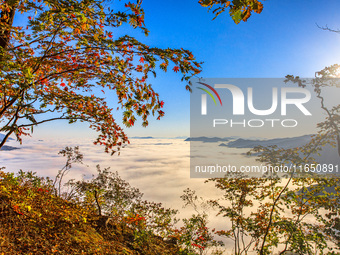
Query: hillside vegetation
0 163 222 255
0 171 180 254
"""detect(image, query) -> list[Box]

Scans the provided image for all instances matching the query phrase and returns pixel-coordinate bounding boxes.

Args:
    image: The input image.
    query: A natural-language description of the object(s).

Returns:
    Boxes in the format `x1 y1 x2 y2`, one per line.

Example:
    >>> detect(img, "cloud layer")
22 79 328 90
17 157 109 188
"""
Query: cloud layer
0 138 224 207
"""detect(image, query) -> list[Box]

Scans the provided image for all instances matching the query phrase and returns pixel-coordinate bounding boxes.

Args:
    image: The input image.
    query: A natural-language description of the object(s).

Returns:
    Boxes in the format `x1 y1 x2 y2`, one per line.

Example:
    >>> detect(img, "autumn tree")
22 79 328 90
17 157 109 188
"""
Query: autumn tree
0 0 264 154
0 0 203 154
196 175 339 255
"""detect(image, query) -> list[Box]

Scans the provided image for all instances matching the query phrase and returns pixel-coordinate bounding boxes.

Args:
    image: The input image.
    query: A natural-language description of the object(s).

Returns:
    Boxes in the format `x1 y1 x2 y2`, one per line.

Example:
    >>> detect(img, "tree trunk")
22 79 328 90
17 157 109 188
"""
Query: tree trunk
0 0 17 61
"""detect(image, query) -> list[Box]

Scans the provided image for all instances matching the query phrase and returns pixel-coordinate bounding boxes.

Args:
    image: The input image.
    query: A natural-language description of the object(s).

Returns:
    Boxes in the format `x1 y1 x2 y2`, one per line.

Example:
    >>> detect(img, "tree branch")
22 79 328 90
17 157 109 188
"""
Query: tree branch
94 189 102 216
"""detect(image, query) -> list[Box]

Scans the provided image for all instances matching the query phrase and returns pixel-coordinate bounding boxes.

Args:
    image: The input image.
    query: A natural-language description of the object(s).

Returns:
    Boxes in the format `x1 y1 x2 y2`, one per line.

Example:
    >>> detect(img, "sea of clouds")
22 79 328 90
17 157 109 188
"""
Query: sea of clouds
0 137 229 208
2 136 338 252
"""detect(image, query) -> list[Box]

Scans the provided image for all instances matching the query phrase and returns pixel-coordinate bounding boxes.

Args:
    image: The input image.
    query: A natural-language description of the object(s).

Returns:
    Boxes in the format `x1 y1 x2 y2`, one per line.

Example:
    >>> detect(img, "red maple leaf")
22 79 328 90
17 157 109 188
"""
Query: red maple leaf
173 66 179 73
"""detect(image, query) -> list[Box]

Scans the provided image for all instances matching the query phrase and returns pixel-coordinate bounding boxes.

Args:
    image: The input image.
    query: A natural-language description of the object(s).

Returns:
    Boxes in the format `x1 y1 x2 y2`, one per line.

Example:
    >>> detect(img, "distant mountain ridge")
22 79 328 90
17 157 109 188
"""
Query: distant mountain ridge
223 135 339 166
131 136 154 139
226 135 313 149
185 137 231 143
131 136 189 139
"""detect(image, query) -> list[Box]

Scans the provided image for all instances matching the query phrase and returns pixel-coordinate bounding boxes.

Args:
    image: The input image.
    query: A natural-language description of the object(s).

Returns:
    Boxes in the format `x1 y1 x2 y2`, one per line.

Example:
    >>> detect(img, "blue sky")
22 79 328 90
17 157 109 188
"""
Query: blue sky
35 0 340 139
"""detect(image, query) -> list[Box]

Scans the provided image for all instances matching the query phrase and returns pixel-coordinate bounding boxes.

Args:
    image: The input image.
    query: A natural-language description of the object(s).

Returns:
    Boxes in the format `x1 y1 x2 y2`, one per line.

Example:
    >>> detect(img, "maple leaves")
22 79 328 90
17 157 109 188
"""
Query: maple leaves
0 0 202 154
199 0 264 24
173 66 179 73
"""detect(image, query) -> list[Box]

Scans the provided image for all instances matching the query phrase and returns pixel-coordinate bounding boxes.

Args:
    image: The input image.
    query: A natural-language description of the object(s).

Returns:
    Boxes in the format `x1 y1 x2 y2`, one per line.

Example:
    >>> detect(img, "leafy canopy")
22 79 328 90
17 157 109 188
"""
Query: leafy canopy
0 0 265 154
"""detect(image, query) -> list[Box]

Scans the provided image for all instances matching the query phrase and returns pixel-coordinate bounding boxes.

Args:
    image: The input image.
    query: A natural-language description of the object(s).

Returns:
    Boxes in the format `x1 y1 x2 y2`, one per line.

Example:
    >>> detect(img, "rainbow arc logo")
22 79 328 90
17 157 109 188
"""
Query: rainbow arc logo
197 82 222 106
